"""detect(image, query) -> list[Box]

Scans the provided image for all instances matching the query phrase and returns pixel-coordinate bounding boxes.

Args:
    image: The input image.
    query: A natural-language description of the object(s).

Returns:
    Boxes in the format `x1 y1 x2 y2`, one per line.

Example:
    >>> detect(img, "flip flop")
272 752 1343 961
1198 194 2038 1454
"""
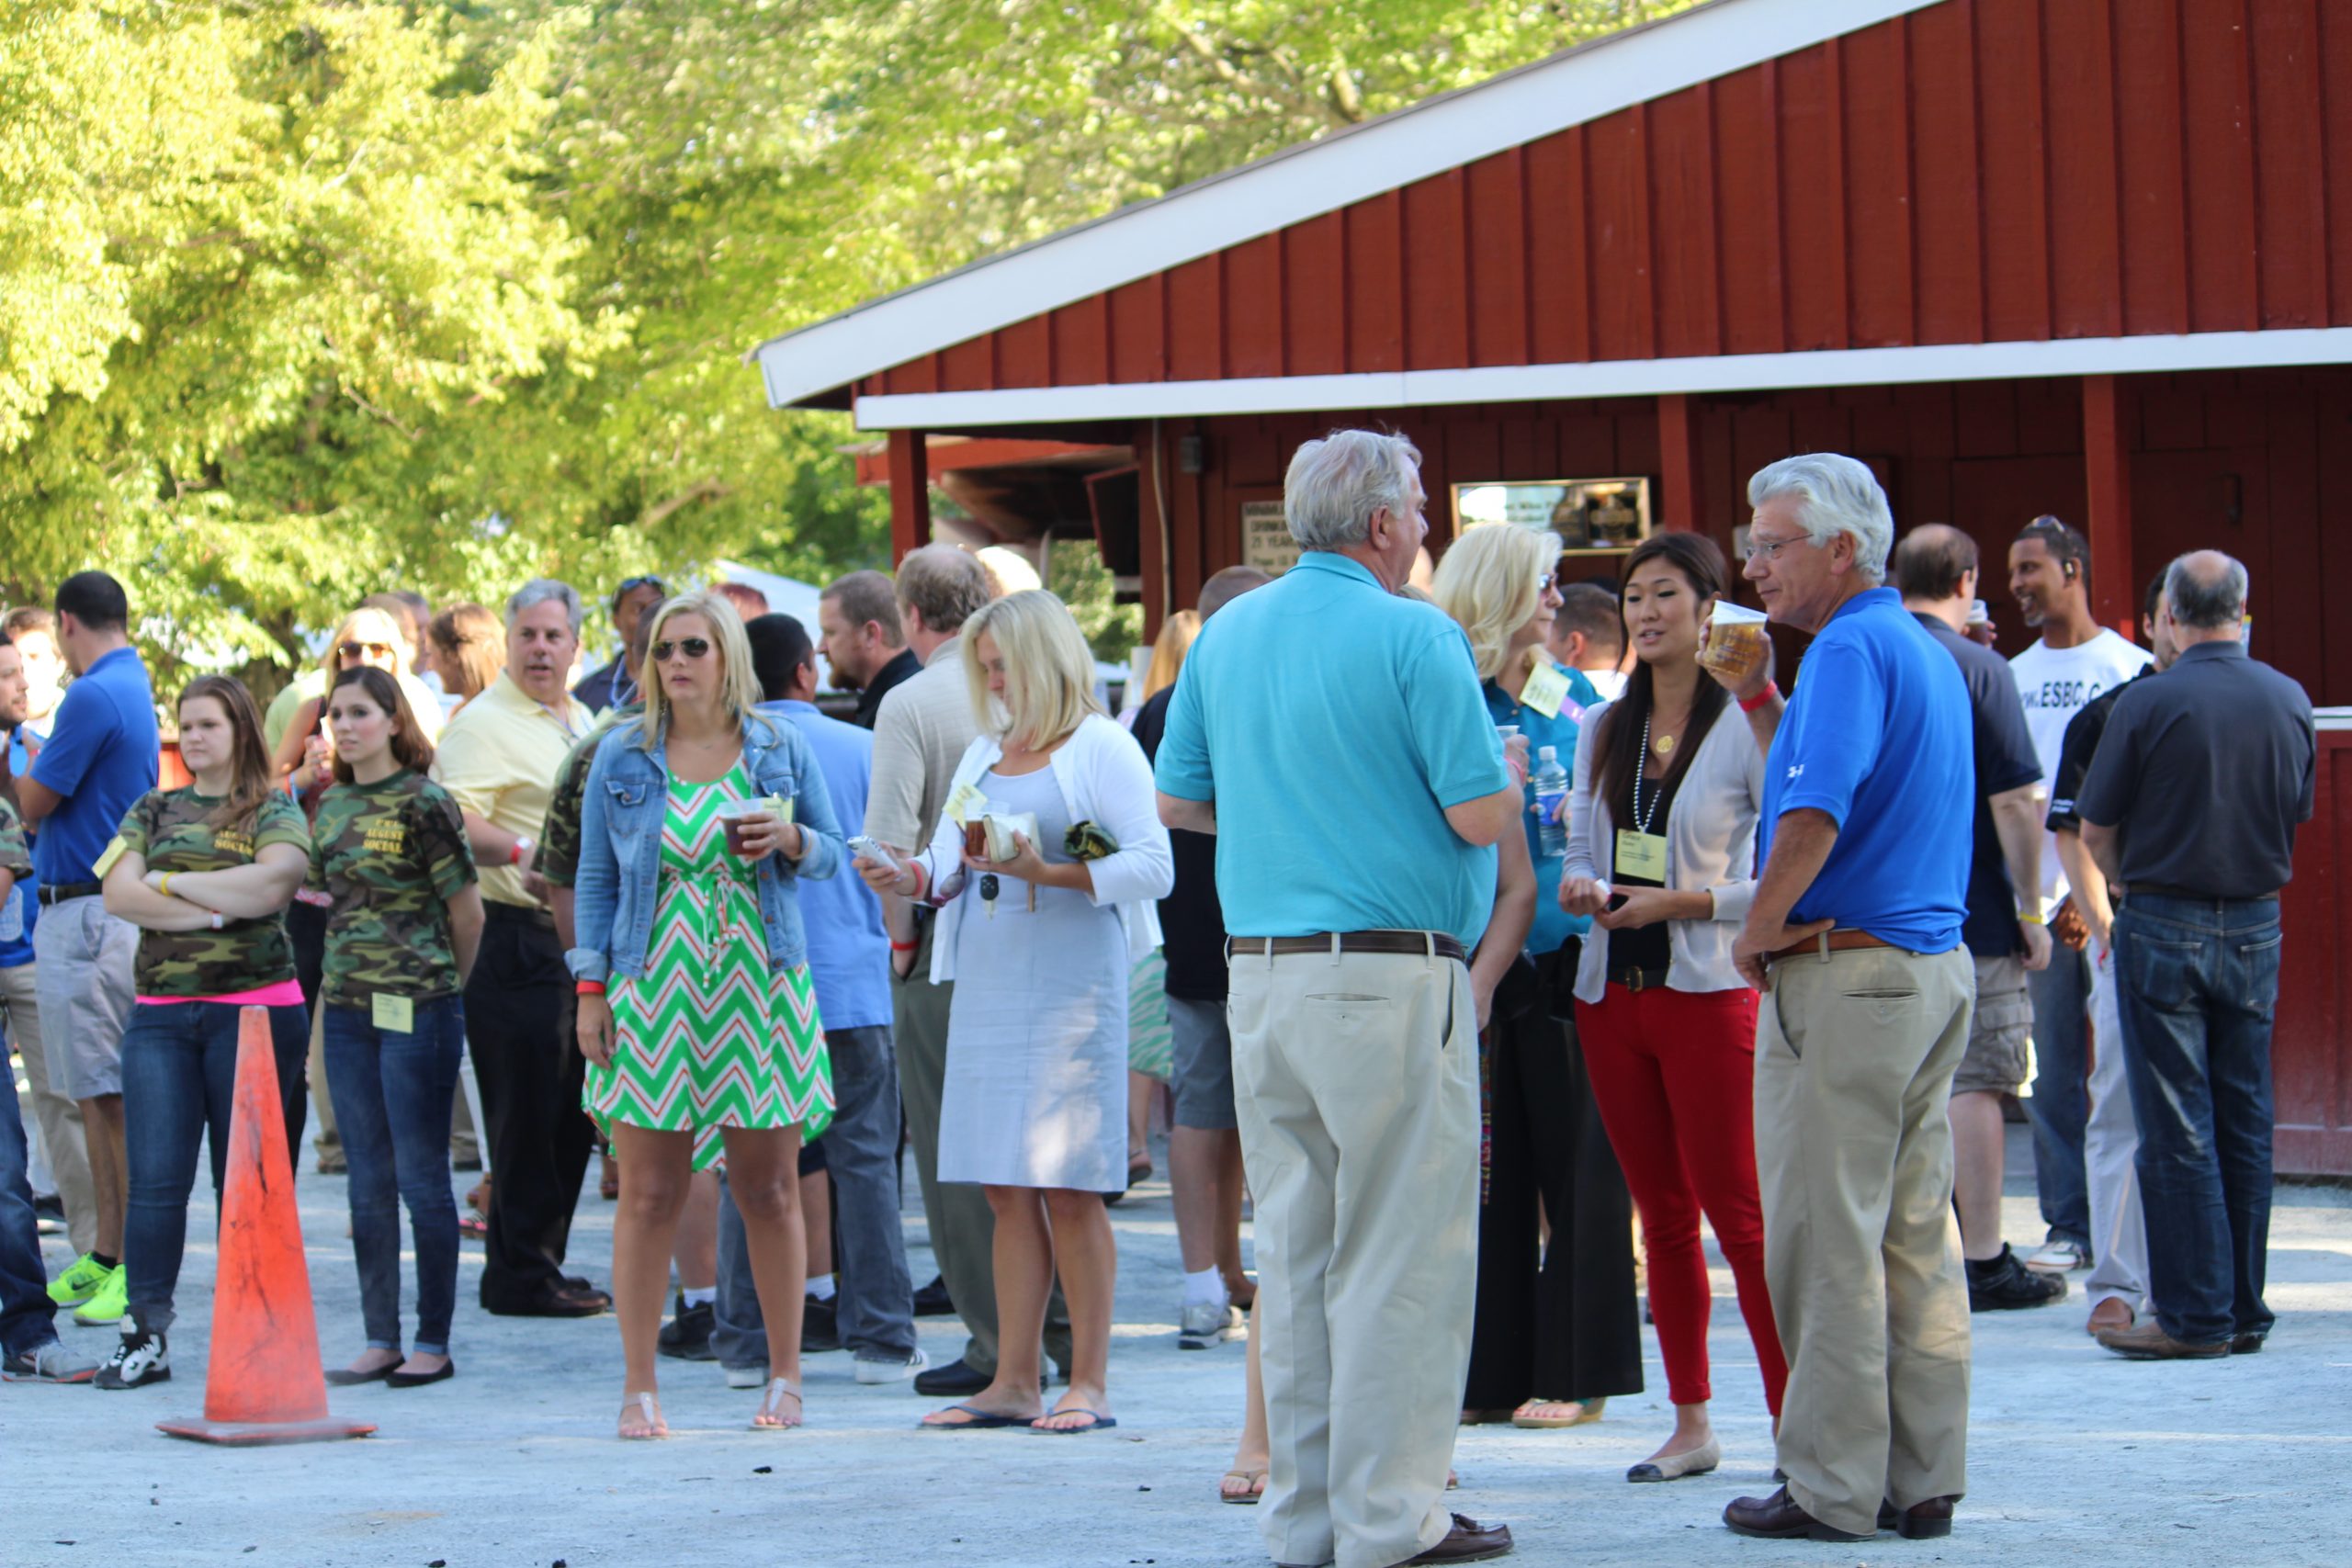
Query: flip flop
1220 1467 1268 1505
1031 1408 1117 1434
921 1403 1032 1430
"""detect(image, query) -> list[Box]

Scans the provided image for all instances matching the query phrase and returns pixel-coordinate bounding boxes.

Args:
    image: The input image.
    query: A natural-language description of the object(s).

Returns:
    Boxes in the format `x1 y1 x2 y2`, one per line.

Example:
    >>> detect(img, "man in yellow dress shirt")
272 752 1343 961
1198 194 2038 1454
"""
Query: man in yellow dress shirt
435 580 605 1316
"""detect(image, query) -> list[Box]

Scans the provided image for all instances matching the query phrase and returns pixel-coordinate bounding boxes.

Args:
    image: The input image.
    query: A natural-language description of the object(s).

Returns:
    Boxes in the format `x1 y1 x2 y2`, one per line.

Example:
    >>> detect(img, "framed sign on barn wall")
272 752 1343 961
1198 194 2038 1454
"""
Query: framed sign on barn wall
1452 478 1653 555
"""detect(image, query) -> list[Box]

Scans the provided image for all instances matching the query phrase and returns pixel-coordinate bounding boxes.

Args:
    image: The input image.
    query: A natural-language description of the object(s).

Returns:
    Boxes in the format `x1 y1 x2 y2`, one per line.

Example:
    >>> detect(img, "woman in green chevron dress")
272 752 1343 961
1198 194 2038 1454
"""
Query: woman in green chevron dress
571 591 842 1439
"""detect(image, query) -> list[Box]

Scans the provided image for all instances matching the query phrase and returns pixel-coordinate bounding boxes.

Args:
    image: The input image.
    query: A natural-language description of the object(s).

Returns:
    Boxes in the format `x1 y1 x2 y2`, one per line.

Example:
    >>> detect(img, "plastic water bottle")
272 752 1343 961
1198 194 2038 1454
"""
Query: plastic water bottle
1532 745 1569 858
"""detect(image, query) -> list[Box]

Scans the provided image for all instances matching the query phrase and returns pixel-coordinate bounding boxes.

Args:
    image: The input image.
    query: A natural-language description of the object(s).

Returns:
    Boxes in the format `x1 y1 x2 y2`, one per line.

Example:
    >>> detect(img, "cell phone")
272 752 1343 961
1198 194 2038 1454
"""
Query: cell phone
846 835 895 867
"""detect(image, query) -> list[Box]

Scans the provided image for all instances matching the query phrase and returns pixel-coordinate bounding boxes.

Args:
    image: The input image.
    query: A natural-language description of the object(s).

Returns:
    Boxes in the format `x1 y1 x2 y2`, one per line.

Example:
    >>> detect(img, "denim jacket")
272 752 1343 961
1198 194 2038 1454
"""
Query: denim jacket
567 711 843 984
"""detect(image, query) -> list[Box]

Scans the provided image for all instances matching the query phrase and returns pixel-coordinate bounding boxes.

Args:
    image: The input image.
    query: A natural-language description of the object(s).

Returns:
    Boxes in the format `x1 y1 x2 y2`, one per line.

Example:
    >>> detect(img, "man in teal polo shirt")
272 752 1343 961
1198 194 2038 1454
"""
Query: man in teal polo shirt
1157 430 1522 1568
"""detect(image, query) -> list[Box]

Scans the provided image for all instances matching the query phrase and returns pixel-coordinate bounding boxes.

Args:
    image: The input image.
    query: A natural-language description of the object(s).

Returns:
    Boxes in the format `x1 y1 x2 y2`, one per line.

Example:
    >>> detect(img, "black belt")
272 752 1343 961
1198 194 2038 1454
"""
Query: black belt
1606 965 1672 993
482 899 557 931
2125 884 2280 903
1227 931 1468 964
36 882 103 906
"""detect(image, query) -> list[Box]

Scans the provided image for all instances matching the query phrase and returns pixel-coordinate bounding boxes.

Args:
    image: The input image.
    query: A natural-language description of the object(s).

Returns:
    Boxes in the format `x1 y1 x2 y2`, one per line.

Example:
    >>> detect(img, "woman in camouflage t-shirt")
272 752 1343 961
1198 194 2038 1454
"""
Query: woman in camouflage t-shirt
96 676 311 1388
308 668 482 1389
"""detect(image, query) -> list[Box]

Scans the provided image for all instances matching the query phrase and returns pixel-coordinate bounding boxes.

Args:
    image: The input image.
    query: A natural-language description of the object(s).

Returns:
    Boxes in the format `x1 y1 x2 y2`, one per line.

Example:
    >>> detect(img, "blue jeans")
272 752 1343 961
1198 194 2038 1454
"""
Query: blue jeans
323 998 465 1356
0 1043 60 1358
715 1023 915 1366
2112 894 2282 1347
2023 943 2092 1248
121 1001 310 1335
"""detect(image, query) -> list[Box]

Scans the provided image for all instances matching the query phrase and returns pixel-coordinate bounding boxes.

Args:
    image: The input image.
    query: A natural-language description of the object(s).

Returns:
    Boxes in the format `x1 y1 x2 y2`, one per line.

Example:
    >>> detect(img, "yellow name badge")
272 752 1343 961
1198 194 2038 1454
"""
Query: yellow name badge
769 794 795 826
1614 829 1669 884
1519 660 1573 720
372 993 414 1034
944 782 985 829
91 835 130 879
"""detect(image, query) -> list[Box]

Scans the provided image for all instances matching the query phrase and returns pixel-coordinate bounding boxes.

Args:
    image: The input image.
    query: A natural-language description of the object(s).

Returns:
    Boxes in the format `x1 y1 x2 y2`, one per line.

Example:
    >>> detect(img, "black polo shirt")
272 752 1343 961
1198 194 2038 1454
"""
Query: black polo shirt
851 648 922 730
1130 684 1227 1002
1917 614 2045 956
2075 640 2315 897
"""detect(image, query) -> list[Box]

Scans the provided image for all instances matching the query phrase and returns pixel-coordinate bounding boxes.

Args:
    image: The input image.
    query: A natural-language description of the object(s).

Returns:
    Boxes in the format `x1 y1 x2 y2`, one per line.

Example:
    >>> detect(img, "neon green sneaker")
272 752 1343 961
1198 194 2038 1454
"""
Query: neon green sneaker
46 1253 108 1307
72 1265 128 1326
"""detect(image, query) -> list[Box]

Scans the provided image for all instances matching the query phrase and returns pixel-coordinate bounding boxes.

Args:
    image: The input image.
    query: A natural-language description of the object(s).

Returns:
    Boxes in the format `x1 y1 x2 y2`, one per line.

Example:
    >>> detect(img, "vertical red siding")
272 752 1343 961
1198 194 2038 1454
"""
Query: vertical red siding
1525 129 1593 365
2326 7 2352 324
995 314 1051 389
1587 106 1657 361
2179 0 2261 332
1283 212 1348 376
1107 276 1166 383
1974 0 2053 342
1344 191 1407 373
1053 295 1109 385
2248 0 2330 328
1711 62 1784 355
1907 4 1985 344
1466 151 1532 367
1225 234 1285 379
2041 0 2125 337
1403 169 1473 369
1167 255 1225 381
1839 21 1914 346
2113 0 2192 334
1775 41 1849 352
1648 85 1723 360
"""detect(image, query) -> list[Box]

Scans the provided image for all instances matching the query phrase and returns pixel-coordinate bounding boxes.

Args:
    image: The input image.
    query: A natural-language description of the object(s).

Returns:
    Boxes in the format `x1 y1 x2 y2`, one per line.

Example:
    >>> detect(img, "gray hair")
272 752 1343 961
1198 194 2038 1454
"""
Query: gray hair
505 578 583 634
2165 551 2248 629
1284 430 1422 550
1747 454 1895 584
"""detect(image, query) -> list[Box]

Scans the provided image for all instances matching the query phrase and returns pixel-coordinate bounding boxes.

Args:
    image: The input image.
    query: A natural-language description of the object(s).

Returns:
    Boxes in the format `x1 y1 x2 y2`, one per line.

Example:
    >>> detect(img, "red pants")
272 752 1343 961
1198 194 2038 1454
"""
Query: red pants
1577 983 1788 1414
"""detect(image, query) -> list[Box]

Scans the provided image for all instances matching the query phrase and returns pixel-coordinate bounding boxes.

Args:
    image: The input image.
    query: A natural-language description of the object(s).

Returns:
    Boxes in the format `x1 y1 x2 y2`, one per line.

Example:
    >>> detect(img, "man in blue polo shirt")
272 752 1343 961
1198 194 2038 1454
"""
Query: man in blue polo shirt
1706 457 1975 1546
17 571 158 1324
1157 430 1522 1568
731 614 921 1384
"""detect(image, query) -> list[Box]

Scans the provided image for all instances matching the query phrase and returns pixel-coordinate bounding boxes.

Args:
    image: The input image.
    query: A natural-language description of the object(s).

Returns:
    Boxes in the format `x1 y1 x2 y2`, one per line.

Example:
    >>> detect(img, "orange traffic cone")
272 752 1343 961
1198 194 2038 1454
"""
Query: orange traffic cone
158 1006 375 1445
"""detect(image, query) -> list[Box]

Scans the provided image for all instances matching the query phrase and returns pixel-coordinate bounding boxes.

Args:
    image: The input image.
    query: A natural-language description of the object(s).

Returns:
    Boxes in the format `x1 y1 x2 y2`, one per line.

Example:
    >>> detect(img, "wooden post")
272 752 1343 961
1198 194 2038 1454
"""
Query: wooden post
886 429 930 564
1657 392 1702 533
2081 375 2135 637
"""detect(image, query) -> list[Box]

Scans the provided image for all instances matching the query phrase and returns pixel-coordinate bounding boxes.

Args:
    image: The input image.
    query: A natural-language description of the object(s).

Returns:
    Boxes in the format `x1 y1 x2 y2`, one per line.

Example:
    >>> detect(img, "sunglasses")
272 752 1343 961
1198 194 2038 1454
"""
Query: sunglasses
615 575 666 604
338 641 396 660
651 637 713 662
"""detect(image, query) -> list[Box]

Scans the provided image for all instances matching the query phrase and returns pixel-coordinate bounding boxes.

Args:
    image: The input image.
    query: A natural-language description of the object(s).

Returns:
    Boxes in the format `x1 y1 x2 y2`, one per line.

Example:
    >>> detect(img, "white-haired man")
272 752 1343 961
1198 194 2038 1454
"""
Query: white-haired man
436 579 605 1317
1706 456 1976 1543
1156 430 1521 1568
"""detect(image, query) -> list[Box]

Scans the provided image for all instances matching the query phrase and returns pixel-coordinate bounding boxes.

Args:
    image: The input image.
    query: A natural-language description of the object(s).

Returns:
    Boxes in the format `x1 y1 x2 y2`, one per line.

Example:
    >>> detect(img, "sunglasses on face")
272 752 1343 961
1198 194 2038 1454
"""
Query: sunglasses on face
651 637 713 662
338 641 396 660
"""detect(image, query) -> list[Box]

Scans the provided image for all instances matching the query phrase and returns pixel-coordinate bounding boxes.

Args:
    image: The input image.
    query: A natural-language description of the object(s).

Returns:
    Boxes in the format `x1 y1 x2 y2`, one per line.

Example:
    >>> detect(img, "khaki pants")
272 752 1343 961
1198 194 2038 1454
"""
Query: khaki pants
2 962 96 1254
1229 943 1478 1568
891 918 1070 1377
1757 943 1974 1537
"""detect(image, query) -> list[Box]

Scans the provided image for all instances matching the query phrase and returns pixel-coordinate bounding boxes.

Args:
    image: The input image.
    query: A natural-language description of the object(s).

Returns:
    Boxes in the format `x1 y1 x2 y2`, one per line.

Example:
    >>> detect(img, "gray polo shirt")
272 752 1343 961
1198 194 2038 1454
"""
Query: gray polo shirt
2074 640 2314 897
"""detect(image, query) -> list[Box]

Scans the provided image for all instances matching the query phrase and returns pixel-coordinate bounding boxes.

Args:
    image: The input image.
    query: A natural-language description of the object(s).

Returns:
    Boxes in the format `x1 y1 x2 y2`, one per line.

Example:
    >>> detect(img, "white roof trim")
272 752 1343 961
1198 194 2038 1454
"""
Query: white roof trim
845 329 2352 430
752 0 1944 411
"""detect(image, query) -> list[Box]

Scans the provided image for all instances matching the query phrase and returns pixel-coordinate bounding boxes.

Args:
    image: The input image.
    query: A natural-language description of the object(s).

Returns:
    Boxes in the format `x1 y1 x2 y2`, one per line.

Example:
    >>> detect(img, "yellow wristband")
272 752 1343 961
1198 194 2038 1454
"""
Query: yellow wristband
160 873 174 899
2018 910 2045 926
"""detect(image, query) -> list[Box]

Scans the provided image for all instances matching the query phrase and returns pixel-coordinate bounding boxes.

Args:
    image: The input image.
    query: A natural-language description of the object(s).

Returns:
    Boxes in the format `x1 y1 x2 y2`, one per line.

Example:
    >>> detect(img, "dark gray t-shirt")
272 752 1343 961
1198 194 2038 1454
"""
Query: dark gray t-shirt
2075 641 2315 897
1917 615 2044 956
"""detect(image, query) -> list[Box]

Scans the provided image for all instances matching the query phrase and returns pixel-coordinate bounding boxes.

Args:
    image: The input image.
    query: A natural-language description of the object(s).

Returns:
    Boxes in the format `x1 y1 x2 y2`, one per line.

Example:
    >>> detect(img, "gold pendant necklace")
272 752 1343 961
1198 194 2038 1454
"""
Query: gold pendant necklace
1652 730 1676 757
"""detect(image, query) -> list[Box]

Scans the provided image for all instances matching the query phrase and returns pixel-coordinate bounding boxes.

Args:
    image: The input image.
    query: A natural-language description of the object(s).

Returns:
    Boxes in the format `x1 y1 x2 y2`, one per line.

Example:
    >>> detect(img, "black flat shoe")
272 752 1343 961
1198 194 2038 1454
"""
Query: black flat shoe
386 1359 456 1389
913 1357 991 1396
324 1362 396 1387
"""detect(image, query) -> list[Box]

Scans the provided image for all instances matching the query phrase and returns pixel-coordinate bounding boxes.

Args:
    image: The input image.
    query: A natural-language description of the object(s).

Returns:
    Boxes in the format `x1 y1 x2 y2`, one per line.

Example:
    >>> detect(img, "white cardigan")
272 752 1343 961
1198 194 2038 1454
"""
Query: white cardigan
911 713 1174 985
1562 697 1765 1003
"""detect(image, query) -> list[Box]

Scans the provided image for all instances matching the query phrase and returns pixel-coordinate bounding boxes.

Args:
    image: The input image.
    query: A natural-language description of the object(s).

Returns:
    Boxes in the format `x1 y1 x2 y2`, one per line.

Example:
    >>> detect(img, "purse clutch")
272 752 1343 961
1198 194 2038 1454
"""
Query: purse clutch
1063 820 1118 862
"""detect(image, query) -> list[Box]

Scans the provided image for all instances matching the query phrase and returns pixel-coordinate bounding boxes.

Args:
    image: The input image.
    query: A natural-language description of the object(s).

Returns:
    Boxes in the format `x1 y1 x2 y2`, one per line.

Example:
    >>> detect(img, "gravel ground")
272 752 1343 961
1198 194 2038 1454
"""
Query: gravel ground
4 1126 2347 1568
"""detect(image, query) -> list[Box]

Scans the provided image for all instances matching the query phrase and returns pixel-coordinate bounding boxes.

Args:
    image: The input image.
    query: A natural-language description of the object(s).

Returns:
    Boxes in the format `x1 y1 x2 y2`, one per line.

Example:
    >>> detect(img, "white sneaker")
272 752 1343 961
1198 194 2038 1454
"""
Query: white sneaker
854 1346 930 1385
93 1328 170 1390
1180 1299 1242 1350
723 1362 771 1390
2024 1237 2091 1273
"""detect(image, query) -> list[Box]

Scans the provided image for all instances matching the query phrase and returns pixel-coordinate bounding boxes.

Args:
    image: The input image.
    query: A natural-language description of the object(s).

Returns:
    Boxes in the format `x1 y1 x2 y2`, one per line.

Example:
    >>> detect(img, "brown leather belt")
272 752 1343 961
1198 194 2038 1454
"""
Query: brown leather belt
1229 931 1469 964
1766 930 1894 965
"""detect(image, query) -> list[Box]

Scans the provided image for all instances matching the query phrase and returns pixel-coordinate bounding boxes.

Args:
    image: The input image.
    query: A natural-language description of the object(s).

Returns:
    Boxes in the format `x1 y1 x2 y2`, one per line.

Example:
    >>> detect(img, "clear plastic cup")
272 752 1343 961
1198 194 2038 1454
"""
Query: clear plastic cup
718 795 789 858
1699 602 1770 682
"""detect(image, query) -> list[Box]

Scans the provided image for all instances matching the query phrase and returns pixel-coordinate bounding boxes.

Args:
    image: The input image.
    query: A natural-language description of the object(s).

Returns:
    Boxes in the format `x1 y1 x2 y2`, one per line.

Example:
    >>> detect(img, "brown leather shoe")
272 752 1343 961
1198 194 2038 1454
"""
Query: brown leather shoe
1875 1496 1957 1540
1723 1487 1871 1542
1397 1514 1513 1564
2096 1322 2229 1359
2086 1297 2133 1336
2231 1330 2267 1355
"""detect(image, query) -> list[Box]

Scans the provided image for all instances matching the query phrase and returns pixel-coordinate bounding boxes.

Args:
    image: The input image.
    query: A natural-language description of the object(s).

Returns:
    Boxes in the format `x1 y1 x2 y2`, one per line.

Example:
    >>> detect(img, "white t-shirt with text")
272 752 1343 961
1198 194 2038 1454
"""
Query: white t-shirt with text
2009 628 2154 910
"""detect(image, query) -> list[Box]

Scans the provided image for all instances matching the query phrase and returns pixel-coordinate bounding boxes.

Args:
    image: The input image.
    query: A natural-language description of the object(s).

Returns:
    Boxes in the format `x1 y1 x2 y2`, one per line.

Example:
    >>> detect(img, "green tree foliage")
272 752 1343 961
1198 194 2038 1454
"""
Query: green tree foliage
2 0 1695 690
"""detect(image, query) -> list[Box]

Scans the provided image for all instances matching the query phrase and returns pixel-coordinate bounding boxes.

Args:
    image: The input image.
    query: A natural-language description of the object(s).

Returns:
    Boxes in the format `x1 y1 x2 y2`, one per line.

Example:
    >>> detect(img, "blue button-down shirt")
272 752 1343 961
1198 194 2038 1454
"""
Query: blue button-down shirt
1759 587 1971 953
759 700 891 1031
28 647 158 887
1155 551 1506 950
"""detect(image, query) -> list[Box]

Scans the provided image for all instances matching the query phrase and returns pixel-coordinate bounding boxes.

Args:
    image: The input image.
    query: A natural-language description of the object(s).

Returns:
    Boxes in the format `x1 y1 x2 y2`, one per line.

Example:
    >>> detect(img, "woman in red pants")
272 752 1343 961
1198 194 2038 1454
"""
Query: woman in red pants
1558 531 1790 1483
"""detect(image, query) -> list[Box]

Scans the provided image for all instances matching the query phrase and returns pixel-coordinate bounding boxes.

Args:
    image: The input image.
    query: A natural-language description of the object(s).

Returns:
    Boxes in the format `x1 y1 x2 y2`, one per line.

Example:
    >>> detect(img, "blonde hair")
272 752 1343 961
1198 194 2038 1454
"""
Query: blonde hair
319 605 413 683
1433 525 1563 682
634 591 766 750
961 591 1102 750
1140 610 1200 702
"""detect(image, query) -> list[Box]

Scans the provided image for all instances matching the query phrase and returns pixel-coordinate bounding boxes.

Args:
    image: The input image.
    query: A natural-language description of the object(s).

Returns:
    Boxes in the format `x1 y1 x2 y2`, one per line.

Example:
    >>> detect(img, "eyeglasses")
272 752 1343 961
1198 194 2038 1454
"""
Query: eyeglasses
651 637 713 662
337 641 396 660
1742 535 1806 564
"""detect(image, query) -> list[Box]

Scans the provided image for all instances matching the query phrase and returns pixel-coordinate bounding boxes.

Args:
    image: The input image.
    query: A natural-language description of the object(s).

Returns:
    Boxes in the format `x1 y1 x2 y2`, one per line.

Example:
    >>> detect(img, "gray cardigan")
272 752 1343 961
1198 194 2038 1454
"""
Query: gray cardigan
1563 697 1764 1003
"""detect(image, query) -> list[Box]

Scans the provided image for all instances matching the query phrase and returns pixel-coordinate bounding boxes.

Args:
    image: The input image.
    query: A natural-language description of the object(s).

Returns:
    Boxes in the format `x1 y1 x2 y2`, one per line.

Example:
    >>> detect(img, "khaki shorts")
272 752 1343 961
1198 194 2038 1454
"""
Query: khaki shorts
1954 952 2032 1097
31 896 140 1101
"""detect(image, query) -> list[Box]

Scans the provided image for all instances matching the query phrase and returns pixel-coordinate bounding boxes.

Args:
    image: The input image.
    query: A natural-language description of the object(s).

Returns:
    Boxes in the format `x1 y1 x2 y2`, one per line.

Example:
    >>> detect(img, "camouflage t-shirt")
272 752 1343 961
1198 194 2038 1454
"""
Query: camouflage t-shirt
307 769 478 1005
117 787 311 998
538 704 640 891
